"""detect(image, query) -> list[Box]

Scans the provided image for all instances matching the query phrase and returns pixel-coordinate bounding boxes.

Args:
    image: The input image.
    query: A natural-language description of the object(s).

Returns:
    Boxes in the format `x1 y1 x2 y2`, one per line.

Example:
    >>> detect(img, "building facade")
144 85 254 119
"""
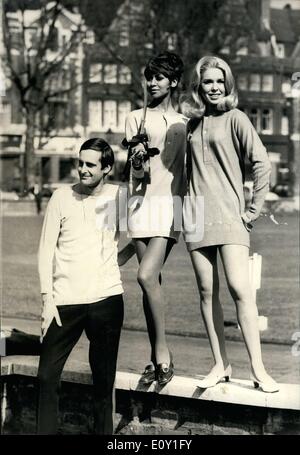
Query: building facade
227 0 300 189
1 0 299 191
0 2 89 191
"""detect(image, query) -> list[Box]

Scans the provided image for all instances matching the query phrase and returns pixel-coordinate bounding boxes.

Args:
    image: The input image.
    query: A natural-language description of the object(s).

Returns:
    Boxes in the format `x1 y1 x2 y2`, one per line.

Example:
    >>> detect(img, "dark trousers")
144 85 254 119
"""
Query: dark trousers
37 294 124 435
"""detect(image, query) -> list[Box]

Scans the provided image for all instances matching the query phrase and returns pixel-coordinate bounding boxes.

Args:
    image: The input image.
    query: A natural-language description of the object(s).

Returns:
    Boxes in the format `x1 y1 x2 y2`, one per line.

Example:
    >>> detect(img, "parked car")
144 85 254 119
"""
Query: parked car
0 190 19 201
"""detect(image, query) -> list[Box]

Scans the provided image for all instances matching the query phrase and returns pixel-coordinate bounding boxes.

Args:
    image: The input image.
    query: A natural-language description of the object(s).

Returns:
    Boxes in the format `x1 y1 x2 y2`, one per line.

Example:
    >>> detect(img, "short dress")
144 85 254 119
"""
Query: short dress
185 108 271 251
125 108 187 241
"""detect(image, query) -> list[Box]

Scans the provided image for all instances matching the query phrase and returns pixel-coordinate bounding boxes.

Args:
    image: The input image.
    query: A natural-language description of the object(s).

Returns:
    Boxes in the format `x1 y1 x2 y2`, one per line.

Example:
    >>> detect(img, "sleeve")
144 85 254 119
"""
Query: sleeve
125 110 145 179
234 111 272 222
37 190 61 294
125 111 139 141
116 184 128 234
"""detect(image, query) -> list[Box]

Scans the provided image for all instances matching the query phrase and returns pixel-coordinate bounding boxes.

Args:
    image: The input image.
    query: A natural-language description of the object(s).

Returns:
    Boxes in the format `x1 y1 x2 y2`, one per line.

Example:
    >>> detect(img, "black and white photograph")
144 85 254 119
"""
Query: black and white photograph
1 0 299 440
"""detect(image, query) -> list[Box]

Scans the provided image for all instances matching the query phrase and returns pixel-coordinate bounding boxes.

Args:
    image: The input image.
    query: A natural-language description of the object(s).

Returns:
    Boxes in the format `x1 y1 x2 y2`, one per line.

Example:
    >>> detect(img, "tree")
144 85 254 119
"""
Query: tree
2 0 86 192
79 0 256 109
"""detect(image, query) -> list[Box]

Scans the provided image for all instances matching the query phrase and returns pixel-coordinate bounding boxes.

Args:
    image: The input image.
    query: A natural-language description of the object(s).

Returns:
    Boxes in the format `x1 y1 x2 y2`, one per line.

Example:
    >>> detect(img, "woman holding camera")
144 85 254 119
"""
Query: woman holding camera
124 52 187 386
182 56 279 392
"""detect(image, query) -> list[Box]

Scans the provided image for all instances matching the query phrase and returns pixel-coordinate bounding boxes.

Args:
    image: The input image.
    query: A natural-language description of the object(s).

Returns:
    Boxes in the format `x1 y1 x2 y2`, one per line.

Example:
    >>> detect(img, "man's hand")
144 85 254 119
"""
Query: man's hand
41 294 62 341
118 241 136 266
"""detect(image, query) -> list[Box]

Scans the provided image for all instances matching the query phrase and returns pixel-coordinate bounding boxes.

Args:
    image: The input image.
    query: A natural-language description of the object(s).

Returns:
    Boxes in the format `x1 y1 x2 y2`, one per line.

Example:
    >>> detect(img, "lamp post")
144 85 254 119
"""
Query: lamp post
286 87 300 208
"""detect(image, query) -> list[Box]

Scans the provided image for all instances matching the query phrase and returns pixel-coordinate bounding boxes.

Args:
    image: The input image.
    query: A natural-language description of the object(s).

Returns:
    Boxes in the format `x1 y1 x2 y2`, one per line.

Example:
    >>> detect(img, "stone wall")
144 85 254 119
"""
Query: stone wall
1 360 300 435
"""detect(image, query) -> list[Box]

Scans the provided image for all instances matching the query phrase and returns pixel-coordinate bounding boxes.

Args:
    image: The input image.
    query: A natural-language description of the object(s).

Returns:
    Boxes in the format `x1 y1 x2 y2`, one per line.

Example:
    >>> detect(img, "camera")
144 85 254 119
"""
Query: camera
121 133 160 177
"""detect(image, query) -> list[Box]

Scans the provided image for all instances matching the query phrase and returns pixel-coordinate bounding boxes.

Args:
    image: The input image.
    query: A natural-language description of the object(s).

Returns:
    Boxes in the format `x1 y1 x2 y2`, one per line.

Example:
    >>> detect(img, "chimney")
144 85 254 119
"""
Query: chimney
246 0 271 33
261 0 271 28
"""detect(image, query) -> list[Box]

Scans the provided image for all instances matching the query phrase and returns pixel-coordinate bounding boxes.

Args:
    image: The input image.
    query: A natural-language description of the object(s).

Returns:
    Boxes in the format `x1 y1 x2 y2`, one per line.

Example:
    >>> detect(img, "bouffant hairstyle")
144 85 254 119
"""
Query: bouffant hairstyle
181 56 238 118
144 51 184 86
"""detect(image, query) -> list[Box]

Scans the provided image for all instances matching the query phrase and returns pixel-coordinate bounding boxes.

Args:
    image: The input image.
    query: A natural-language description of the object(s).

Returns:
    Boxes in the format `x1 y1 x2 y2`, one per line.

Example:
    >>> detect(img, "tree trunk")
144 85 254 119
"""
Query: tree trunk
22 109 36 193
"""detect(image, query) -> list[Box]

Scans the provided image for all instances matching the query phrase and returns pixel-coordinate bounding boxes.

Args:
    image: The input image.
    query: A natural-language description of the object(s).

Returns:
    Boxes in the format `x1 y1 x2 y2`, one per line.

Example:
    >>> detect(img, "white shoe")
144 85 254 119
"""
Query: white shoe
250 372 280 393
197 365 232 388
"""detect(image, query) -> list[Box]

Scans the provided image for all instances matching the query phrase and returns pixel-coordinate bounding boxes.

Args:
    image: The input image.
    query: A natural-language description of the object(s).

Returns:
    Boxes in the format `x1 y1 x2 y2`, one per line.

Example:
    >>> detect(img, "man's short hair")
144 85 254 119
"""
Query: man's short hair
80 138 114 170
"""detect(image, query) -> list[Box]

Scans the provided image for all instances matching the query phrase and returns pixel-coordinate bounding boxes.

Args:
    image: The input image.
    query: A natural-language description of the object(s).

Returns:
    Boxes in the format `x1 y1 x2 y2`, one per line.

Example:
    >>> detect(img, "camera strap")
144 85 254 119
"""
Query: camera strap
139 78 148 135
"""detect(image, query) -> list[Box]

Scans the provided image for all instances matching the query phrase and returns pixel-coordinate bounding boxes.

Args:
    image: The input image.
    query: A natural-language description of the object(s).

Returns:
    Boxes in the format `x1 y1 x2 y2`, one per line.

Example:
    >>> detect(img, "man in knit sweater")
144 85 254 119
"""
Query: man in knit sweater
37 138 124 435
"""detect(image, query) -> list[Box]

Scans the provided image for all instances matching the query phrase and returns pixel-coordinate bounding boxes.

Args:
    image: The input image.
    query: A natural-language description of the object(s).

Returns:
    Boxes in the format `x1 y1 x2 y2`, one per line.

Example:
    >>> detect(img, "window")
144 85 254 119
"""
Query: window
63 68 71 90
237 74 248 91
47 101 69 129
144 42 153 50
61 34 68 48
167 33 177 51
0 65 6 96
104 65 117 84
249 108 259 129
119 65 131 84
249 74 260 91
220 47 230 55
118 101 131 130
262 74 273 92
276 43 285 58
281 110 289 135
85 30 95 45
0 101 11 125
88 100 102 129
258 41 270 57
48 27 59 51
281 77 291 94
25 27 38 49
89 64 102 83
236 47 248 56
88 100 130 131
10 27 22 50
261 109 273 134
103 100 117 128
119 29 129 47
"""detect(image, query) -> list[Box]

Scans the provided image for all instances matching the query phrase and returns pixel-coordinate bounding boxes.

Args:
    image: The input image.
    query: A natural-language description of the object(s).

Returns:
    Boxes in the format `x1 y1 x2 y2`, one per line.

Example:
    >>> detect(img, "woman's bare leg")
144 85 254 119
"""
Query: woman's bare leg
134 237 174 365
219 244 277 383
190 247 229 372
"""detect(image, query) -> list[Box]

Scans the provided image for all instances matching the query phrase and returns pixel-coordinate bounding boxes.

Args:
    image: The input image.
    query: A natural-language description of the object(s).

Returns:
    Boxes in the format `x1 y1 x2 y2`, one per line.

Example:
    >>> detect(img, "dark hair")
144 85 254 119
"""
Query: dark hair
144 51 184 84
80 138 114 170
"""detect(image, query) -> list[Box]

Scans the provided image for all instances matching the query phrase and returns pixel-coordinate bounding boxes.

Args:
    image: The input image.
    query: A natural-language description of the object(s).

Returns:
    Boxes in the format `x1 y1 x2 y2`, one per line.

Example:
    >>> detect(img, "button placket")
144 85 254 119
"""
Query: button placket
203 116 214 164
202 117 211 163
163 114 172 146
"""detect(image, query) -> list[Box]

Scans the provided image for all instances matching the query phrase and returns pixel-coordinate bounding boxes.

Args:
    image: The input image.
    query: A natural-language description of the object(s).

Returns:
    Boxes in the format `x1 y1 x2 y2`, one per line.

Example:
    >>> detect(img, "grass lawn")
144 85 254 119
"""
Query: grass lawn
2 211 299 343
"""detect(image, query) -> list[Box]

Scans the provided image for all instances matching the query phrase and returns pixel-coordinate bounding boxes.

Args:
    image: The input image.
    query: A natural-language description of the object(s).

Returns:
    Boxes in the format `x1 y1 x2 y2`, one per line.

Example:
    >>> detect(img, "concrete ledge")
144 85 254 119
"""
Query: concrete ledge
2 356 299 411
116 372 300 412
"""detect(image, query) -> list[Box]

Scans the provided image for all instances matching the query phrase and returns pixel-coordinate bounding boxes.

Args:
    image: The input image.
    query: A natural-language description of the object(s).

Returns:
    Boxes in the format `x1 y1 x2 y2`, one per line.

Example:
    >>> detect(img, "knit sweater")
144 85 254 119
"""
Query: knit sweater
185 108 271 250
38 184 124 305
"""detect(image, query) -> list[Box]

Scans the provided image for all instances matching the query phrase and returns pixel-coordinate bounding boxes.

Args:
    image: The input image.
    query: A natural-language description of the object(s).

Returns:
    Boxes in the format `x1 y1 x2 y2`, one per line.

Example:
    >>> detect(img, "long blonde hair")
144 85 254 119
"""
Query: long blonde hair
181 56 238 118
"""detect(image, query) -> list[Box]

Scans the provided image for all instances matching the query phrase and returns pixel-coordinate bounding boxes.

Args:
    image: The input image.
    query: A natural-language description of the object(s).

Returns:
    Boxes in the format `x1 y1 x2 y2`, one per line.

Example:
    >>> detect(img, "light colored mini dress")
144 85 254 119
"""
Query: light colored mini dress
125 108 187 241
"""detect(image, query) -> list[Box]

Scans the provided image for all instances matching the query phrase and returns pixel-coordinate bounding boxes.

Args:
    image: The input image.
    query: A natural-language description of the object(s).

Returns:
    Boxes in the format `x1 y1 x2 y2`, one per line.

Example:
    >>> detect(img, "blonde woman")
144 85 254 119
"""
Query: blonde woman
182 56 279 392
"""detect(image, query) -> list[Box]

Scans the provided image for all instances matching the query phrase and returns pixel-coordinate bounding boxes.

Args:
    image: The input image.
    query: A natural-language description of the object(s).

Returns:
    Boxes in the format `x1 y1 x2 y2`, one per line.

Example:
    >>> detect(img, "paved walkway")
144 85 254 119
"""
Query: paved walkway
2 317 299 384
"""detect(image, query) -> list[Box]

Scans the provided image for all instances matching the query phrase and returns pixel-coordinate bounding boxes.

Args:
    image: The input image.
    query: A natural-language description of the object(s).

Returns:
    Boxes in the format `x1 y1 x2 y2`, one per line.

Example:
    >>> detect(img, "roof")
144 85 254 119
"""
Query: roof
6 2 82 28
271 7 300 43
